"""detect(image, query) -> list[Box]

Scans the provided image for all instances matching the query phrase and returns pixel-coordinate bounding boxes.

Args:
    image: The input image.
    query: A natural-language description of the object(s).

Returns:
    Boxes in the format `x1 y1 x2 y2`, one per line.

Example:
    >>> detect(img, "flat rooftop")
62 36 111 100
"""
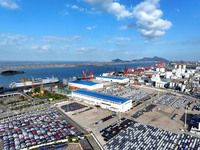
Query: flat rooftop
97 76 125 80
73 89 131 104
70 80 100 86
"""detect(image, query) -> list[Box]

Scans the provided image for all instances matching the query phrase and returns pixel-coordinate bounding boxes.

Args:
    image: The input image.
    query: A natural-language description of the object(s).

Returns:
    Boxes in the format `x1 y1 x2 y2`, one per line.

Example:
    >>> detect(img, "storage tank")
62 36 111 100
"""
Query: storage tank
156 68 160 72
183 65 186 70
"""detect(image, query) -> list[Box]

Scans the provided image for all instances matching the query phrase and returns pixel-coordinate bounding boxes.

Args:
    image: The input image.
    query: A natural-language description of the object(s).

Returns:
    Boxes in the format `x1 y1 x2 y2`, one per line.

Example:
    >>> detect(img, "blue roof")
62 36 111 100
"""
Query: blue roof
70 80 100 86
97 76 125 80
73 89 131 104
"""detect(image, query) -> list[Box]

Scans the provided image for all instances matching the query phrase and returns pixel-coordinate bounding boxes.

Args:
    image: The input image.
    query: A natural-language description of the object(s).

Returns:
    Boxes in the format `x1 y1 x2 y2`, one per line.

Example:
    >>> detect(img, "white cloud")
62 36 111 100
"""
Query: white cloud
0 0 19 9
71 5 79 9
115 42 130 47
66 3 101 14
75 47 99 54
86 26 96 30
30 45 51 53
43 35 81 44
41 45 51 50
83 0 133 20
115 37 133 41
133 0 172 40
0 33 27 46
60 45 70 50
120 26 128 30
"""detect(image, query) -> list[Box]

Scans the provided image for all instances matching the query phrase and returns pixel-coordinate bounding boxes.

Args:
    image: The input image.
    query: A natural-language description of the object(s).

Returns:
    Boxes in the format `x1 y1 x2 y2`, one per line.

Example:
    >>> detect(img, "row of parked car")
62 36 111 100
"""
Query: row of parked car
132 104 156 119
94 114 117 125
104 121 200 150
104 121 179 150
38 142 68 150
100 119 133 142
0 107 82 150
61 102 87 112
192 105 200 111
175 133 200 150
72 107 93 116
0 108 61 132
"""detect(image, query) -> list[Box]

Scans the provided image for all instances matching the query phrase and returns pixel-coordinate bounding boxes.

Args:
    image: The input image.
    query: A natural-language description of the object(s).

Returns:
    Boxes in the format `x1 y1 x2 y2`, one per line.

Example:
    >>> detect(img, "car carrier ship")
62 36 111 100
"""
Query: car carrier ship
9 76 59 89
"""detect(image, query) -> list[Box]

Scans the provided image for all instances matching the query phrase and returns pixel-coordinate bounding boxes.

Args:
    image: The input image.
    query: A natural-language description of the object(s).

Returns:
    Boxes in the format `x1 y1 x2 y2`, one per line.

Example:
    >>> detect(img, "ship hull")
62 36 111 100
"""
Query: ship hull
9 77 59 89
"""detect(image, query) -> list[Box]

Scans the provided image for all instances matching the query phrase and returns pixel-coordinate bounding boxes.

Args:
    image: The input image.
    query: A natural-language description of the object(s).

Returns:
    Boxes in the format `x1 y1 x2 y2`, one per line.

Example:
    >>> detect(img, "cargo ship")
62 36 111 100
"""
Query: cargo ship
9 76 59 89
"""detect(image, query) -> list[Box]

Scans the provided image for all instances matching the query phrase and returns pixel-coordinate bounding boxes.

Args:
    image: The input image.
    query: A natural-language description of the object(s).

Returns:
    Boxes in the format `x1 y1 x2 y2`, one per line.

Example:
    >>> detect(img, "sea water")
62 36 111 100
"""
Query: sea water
0 61 156 87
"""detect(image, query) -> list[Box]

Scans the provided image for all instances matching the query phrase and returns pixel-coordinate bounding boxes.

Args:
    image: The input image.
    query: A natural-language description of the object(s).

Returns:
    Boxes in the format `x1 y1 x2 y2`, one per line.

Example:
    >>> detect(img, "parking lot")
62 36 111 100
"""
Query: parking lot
132 104 157 119
104 121 180 150
0 108 82 150
171 98 188 109
100 119 133 142
0 108 61 132
61 102 87 112
175 133 200 149
97 86 151 101
154 94 177 106
57 101 119 145
104 120 200 150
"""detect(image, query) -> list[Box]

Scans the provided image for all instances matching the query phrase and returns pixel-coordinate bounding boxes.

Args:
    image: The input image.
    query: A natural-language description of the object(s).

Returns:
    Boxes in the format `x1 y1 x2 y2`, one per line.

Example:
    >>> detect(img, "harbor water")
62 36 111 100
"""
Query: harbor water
0 61 156 87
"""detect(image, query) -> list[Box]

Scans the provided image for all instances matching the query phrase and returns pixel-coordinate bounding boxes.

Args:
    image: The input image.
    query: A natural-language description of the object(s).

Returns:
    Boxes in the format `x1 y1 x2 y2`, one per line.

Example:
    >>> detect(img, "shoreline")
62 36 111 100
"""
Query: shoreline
0 62 134 70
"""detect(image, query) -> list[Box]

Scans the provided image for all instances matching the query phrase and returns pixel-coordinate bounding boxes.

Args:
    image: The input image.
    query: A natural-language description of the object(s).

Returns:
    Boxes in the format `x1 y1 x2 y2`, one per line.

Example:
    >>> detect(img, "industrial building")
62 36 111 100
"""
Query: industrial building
96 76 129 83
72 89 132 112
68 80 103 90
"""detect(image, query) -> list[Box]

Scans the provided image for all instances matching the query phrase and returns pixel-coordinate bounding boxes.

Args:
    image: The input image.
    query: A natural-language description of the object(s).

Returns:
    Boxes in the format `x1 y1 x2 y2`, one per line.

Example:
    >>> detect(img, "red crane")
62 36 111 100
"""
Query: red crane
108 67 111 75
128 66 134 73
90 69 93 79
157 61 164 68
82 69 88 79
114 67 117 74
124 66 128 74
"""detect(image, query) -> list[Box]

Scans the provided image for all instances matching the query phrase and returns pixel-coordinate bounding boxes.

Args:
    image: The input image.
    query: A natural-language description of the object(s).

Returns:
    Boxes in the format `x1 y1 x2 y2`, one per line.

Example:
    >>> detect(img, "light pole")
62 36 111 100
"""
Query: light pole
185 107 187 128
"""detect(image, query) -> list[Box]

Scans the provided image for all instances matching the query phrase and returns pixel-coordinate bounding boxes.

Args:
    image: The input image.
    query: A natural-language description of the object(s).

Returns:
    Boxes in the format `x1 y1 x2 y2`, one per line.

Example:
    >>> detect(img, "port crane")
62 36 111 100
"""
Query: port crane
143 65 145 71
22 76 27 90
90 69 93 79
114 67 117 75
108 67 111 76
128 66 134 73
31 76 34 93
82 69 88 80
39 79 44 96
124 66 128 74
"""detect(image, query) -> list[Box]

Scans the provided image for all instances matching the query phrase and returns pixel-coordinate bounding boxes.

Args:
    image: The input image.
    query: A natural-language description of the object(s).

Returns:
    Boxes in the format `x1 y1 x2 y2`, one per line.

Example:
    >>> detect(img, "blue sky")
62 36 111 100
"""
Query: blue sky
0 0 199 61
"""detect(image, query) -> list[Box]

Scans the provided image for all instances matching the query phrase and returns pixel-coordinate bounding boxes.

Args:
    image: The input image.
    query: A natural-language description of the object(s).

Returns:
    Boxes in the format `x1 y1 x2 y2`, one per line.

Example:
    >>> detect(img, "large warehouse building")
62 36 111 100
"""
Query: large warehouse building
68 80 103 90
96 76 129 83
72 89 132 112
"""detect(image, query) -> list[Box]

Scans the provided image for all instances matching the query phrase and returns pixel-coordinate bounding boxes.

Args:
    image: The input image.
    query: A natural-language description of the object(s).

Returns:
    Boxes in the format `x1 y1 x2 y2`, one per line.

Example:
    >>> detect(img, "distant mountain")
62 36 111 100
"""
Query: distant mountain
111 58 123 62
1 70 24 75
132 56 169 63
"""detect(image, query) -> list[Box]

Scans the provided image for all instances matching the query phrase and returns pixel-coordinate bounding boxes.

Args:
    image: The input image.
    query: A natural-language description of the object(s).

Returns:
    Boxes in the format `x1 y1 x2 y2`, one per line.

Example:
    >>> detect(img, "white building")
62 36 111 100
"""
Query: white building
96 76 129 83
69 80 103 90
156 67 165 73
72 89 132 112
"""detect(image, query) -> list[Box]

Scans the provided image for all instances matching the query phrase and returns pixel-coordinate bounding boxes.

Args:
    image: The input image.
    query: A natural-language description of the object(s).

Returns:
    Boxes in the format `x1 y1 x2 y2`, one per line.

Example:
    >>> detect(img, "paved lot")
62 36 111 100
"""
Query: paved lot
57 100 118 146
65 143 82 150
